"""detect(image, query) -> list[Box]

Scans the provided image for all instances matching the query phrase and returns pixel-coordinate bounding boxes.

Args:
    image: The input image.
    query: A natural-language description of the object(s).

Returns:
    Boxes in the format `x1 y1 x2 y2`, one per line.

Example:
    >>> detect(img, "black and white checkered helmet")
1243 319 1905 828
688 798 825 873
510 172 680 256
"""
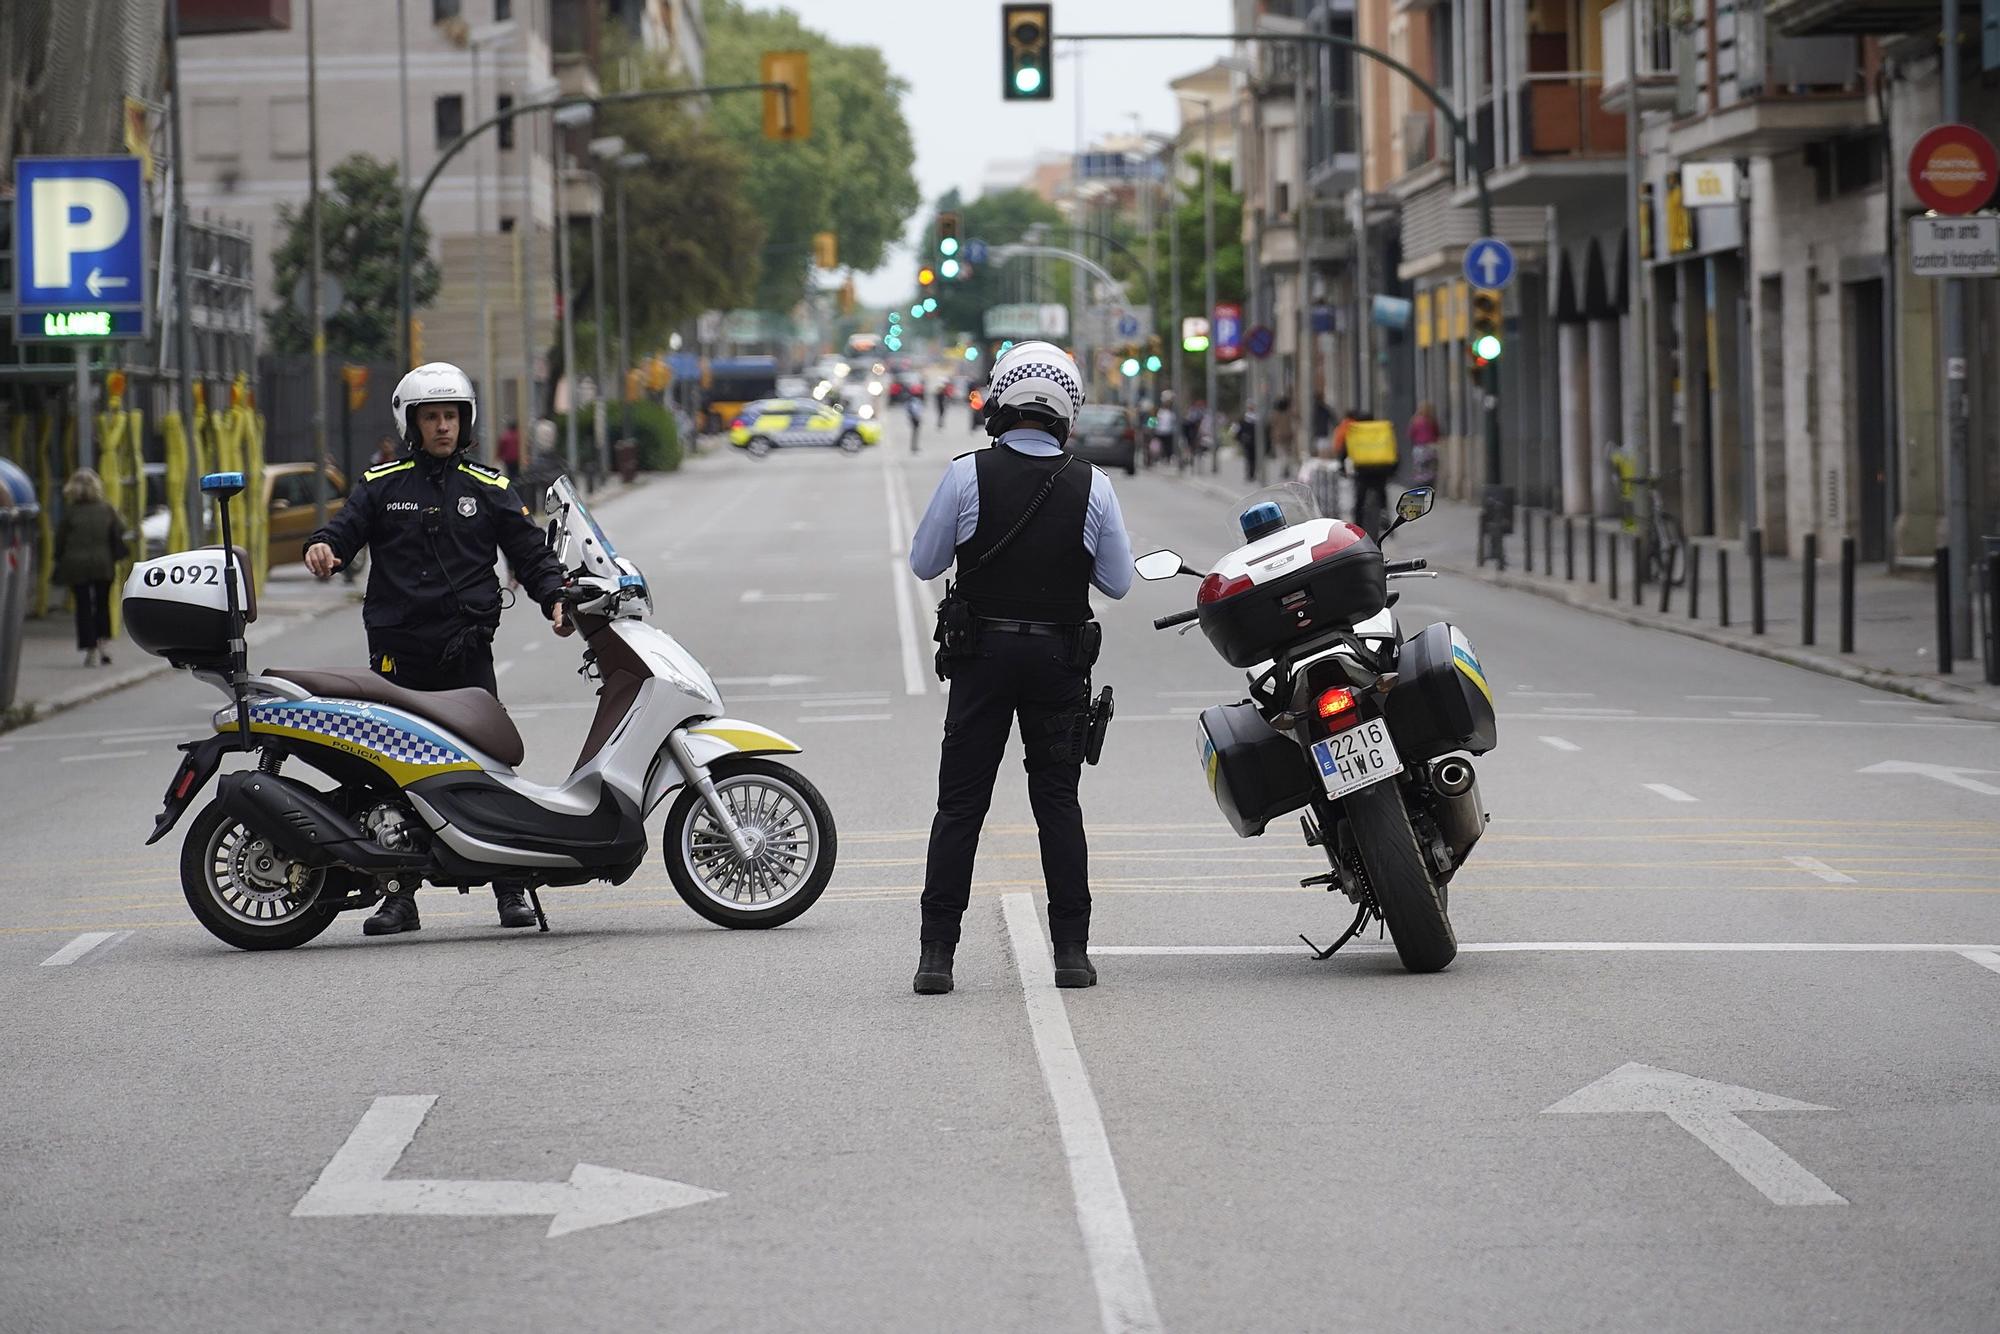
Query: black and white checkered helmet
986 340 1084 429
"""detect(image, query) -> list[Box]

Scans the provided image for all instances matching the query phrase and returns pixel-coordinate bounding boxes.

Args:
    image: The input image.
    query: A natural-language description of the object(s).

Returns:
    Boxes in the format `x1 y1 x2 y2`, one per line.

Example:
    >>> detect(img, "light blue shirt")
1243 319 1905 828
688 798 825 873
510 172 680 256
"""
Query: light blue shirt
908 428 1133 600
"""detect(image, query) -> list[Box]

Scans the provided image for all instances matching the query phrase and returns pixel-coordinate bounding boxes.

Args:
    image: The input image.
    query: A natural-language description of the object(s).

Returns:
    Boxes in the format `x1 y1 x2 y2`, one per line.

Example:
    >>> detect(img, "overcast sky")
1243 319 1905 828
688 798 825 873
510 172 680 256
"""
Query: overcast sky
772 1 1232 305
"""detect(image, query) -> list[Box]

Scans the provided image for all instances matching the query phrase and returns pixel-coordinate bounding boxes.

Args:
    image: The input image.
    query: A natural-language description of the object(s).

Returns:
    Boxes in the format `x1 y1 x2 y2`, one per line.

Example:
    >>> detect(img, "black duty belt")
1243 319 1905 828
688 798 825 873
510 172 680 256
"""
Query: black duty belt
979 617 1079 639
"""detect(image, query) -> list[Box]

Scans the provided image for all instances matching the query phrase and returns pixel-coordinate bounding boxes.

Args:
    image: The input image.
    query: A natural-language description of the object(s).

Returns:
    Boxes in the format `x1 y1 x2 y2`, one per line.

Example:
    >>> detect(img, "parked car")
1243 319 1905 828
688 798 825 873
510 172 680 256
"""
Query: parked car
1068 403 1139 474
140 461 357 568
728 398 882 458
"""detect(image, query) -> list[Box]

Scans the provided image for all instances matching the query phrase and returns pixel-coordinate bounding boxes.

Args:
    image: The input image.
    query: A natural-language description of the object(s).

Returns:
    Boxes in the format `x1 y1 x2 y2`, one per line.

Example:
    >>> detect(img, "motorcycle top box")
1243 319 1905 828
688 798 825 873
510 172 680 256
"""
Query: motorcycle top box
1196 517 1387 668
122 547 257 670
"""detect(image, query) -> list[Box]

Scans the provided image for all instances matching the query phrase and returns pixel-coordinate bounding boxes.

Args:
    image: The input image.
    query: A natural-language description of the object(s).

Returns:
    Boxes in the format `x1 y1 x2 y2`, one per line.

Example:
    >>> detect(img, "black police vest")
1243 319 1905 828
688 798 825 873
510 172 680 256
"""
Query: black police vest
955 446 1095 624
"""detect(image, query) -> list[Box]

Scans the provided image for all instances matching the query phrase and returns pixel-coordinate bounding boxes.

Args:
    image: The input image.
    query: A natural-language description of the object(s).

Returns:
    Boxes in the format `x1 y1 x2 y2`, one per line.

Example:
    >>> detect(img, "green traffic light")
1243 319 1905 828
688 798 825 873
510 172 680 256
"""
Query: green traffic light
1120 358 1139 378
1013 66 1042 95
940 258 961 279
910 304 923 317
1473 333 1503 360
1145 355 1162 372
923 297 937 312
1182 335 1210 353
940 237 959 257
963 347 979 362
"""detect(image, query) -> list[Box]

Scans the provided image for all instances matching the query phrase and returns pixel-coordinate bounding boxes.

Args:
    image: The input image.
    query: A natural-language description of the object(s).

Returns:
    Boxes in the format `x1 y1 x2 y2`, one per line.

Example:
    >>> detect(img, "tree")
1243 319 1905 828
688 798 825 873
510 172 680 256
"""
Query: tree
266 154 440 359
924 188 1067 337
701 0 921 312
1146 157 1246 391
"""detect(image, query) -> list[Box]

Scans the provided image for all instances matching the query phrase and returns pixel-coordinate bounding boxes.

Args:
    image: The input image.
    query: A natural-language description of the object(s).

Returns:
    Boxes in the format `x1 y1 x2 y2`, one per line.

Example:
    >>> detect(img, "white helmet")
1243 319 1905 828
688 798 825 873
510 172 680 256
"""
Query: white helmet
986 340 1084 433
391 361 477 440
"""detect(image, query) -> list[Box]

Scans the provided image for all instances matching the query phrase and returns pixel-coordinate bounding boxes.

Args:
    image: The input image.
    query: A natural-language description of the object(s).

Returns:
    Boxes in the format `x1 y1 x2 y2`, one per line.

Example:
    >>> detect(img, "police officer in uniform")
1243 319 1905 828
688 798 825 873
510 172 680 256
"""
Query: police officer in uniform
908 341 1132 994
304 361 571 936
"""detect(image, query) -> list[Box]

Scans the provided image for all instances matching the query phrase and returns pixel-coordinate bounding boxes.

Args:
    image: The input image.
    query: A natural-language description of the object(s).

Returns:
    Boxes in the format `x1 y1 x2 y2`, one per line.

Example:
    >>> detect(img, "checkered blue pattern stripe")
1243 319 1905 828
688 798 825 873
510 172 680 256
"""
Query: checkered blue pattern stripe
251 701 467 767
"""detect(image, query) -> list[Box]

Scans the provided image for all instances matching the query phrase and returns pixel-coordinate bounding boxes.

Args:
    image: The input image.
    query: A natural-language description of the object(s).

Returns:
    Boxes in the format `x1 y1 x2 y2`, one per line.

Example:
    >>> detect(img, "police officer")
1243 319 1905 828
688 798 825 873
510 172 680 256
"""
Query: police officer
303 361 571 937
907 341 1132 994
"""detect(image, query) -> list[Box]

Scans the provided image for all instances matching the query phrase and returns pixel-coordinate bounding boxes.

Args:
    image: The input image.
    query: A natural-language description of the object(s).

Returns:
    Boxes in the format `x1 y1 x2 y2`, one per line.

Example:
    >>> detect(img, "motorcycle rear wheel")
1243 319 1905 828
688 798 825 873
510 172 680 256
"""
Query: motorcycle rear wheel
1344 781 1457 973
180 799 341 951
664 758 835 929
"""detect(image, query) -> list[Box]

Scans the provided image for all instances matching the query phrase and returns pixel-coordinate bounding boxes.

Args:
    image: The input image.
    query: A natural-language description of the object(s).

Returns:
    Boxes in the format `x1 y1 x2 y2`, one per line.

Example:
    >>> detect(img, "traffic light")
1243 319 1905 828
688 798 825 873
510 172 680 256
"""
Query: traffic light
1145 335 1163 373
910 303 924 318
917 265 936 288
1120 353 1140 378
923 296 938 313
940 258 962 280
1470 288 1503 362
1001 4 1053 101
812 230 838 268
938 212 961 258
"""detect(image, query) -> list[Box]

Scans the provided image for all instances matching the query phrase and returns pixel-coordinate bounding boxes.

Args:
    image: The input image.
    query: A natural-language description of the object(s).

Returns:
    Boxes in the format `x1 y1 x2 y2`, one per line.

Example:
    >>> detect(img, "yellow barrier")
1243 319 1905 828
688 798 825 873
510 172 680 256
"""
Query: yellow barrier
161 412 193 554
33 415 59 617
97 375 145 637
236 377 269 586
4 417 21 466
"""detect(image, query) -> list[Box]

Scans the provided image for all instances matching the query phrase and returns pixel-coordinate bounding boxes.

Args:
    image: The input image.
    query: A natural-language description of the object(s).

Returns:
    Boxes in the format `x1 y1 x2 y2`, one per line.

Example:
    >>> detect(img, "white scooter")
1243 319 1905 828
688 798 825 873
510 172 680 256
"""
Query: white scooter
124 473 836 951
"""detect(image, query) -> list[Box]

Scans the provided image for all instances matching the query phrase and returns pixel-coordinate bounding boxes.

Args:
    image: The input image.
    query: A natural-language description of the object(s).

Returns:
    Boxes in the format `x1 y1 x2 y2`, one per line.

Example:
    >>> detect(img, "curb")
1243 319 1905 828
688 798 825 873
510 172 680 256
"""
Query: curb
1435 557 2000 721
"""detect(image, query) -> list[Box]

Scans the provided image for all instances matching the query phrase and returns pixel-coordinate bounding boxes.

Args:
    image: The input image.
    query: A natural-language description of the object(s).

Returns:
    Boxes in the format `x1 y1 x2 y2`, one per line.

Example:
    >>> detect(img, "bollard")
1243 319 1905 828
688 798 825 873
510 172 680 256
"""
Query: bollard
1801 532 1818 647
1658 542 1674 614
1749 528 1766 636
1564 517 1575 581
1718 548 1731 627
1984 551 2000 686
1608 534 1619 600
1632 533 1646 607
1839 537 1856 654
1588 517 1599 583
1524 509 1535 574
1936 546 1953 674
1545 511 1555 577
1688 544 1702 620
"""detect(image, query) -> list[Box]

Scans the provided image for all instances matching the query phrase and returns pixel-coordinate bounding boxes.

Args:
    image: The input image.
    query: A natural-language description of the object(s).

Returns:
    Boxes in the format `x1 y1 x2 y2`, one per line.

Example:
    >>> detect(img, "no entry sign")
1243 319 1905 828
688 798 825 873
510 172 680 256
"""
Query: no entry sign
1908 123 1999 215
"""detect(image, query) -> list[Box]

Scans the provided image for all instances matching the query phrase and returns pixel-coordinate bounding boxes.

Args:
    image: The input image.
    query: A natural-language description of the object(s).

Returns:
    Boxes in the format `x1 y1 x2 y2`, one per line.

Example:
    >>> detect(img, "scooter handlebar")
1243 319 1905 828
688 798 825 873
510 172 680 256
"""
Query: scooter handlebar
1383 558 1428 575
1153 608 1200 630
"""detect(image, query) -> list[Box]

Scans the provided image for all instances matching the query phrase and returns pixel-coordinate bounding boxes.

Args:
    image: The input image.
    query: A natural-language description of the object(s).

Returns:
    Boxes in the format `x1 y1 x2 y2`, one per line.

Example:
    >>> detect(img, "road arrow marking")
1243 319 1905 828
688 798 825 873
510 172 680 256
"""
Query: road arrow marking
739 589 832 604
1545 1063 1846 1207
292 1096 724 1237
84 266 129 298
1856 760 2000 795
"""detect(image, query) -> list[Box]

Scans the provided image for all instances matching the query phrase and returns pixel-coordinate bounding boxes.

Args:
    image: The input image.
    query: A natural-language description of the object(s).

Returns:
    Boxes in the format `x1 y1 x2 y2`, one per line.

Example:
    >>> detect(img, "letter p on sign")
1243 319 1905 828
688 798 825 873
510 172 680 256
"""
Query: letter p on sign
31 177 130 289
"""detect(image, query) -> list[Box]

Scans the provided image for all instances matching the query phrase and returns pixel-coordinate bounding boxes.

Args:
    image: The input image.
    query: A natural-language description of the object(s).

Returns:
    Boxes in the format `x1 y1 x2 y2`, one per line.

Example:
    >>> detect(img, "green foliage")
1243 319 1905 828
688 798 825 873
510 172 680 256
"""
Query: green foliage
552 400 682 473
267 154 441 359
701 0 921 312
1145 157 1246 390
925 188 1068 337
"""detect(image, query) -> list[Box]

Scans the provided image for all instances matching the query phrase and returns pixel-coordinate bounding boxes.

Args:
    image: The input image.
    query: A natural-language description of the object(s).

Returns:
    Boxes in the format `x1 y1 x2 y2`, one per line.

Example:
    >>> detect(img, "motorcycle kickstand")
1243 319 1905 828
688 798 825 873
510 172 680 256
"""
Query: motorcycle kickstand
526 885 550 933
1300 902 1373 961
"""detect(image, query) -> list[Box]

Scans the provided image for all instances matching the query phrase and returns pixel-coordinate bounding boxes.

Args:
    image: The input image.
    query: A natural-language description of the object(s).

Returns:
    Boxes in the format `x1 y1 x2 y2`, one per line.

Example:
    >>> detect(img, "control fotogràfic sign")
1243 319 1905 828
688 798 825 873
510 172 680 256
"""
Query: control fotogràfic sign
12 155 151 343
1907 124 1998 216
1908 215 2000 278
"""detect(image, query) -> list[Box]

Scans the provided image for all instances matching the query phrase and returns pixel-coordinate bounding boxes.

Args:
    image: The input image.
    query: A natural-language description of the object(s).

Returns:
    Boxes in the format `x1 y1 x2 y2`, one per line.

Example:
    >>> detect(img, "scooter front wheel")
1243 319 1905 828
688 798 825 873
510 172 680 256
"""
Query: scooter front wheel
664 757 836 929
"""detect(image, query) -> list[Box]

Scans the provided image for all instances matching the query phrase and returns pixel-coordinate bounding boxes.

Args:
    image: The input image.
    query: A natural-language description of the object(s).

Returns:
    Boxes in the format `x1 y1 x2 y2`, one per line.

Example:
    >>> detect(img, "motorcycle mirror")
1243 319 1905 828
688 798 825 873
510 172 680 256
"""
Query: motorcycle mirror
1134 549 1190 581
1395 487 1435 523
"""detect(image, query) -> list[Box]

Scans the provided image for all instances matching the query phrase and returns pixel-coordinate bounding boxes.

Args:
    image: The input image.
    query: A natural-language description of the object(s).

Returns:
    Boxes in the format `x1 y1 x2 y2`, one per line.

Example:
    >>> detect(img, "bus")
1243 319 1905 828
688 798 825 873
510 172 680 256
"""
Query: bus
699 356 781 433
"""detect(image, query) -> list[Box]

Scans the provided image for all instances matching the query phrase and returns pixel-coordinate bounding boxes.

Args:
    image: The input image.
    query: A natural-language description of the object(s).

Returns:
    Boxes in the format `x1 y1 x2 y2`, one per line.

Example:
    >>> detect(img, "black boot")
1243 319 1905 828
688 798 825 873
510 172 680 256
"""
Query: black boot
1053 942 1097 989
913 941 955 995
494 885 538 929
362 889 421 936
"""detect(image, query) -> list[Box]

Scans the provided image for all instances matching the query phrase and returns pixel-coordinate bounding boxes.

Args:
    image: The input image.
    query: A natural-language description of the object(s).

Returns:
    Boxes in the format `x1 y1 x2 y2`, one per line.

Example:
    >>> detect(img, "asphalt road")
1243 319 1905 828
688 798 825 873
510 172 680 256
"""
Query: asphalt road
3 417 1997 1333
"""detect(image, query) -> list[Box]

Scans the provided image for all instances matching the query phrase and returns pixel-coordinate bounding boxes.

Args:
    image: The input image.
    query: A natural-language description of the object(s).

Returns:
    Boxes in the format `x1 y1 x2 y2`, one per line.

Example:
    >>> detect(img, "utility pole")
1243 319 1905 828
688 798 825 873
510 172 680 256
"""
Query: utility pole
396 0 412 369
553 117 580 474
1169 160 1184 415
1623 0 1651 487
1941 0 1973 656
307 0 330 528
469 36 495 430
615 152 646 462
1203 95 1219 470
590 177 609 487
518 92 537 460
1295 46 1314 456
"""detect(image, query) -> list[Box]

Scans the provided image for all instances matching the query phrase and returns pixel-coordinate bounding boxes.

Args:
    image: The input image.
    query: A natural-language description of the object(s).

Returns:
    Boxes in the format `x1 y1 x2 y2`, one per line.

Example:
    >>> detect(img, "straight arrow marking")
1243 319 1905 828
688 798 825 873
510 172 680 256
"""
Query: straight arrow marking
1856 760 2000 796
292 1096 724 1237
1545 1063 1846 1207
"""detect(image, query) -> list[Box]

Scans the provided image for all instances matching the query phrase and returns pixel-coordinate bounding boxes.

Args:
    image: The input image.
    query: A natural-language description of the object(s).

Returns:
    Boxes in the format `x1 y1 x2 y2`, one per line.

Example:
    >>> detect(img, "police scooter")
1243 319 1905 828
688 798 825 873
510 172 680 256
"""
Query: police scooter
123 472 836 951
1138 484 1496 973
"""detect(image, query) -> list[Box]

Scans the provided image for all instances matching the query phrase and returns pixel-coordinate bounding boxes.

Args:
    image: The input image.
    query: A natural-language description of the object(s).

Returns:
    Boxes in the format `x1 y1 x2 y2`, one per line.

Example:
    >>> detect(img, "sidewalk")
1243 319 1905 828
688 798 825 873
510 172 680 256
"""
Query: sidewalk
1181 444 2000 719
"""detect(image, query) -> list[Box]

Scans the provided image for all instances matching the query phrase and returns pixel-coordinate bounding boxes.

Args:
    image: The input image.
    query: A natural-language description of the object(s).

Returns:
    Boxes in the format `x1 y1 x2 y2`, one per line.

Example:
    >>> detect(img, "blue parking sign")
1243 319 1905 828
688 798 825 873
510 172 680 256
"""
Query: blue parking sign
14 156 150 339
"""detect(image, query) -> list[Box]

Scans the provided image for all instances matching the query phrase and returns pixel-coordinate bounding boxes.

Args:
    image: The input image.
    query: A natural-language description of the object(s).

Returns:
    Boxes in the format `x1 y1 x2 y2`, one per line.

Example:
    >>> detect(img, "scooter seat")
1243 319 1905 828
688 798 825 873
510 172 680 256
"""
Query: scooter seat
266 668 526 767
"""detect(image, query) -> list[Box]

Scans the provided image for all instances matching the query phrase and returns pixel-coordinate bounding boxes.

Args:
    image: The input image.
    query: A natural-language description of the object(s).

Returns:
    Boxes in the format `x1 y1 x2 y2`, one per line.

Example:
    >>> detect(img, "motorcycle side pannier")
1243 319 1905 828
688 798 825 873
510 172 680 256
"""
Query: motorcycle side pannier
1196 522 1388 668
121 548 257 669
1382 621 1496 761
1197 702 1316 838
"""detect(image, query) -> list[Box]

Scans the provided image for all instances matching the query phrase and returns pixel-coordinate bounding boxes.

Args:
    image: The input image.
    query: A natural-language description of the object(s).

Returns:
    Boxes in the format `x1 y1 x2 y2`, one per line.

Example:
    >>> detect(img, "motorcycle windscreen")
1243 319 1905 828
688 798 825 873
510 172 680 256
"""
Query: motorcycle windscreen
544 475 624 579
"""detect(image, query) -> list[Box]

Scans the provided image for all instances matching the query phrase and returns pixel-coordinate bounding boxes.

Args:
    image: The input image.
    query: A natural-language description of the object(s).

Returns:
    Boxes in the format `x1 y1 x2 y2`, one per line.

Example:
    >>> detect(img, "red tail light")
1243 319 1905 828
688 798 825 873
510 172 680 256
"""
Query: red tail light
1310 522 1370 563
1315 686 1361 730
1198 571 1253 604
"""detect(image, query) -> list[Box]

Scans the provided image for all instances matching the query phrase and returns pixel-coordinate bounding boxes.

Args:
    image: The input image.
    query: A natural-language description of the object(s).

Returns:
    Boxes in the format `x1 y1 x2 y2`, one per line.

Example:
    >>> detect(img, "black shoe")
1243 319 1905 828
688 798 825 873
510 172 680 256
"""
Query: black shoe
1053 942 1097 989
494 885 538 929
362 890 421 936
913 941 955 995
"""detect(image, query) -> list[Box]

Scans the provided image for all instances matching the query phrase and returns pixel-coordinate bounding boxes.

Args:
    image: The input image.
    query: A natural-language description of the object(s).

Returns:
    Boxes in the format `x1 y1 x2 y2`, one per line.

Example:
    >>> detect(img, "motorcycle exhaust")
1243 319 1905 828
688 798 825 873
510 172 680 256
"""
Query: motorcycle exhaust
218 772 428 871
1423 758 1486 863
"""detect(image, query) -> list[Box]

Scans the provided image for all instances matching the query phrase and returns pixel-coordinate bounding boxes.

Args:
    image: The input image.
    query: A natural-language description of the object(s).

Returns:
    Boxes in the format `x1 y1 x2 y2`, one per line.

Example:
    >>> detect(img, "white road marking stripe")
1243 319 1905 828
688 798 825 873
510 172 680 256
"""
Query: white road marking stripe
1645 783 1699 803
890 558 929 698
495 659 516 677
1495 713 1992 730
1961 950 2000 976
1539 736 1581 752
883 453 908 555
794 713 892 724
62 750 148 763
41 931 127 966
1686 694 1773 703
1541 706 1636 716
525 640 543 652
1855 698 1934 707
799 696 890 708
1001 894 1164 1334
1785 856 1856 884
1092 941 2000 955
1511 690 1597 699
1730 710 1820 720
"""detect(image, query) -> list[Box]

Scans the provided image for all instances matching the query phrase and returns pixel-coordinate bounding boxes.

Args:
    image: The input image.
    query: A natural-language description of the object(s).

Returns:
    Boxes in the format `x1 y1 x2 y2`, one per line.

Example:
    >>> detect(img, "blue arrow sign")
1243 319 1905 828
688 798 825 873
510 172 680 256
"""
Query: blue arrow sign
1463 236 1516 291
1116 312 1140 338
964 238 990 267
14 156 150 339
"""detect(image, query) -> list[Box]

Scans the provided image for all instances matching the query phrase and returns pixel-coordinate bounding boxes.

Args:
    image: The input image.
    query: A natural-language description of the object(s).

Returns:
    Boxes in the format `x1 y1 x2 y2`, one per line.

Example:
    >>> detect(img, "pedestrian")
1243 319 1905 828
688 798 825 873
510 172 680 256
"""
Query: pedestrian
1407 401 1440 488
905 394 924 453
303 361 573 938
1181 398 1207 473
908 340 1133 995
371 432 400 468
1153 394 1178 469
935 380 949 429
1236 404 1260 483
1311 394 1334 459
1271 394 1296 469
53 468 124 668
495 418 522 478
1341 413 1401 533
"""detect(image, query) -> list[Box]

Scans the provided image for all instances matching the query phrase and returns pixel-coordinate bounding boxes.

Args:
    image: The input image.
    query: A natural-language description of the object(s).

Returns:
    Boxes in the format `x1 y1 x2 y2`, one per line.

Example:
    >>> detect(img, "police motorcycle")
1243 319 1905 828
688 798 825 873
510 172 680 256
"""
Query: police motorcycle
122 471 836 951
1137 483 1495 973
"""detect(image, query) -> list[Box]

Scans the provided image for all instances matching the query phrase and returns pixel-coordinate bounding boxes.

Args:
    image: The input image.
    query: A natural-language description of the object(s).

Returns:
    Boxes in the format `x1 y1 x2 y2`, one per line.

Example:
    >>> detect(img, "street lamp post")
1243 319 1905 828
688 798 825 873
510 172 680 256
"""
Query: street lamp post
1201 95 1219 472
613 151 648 460
551 100 593 476
307 0 329 529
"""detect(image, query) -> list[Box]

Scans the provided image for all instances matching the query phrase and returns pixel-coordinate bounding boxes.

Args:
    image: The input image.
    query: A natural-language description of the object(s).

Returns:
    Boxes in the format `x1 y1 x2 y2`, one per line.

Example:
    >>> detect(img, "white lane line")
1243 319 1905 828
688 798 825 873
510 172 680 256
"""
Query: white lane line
793 713 893 724
1786 856 1856 884
1731 710 1820 720
1541 707 1636 716
890 558 929 698
883 453 908 555
41 931 128 966
740 590 834 604
1961 950 2000 976
800 696 890 709
1687 694 1773 703
1645 783 1699 803
62 750 148 763
525 640 543 653
1001 894 1164 1334
1093 941 2000 956
1494 714 1993 730
1539 736 1582 752
495 659 516 677
1855 698 1935 707
1511 690 1597 699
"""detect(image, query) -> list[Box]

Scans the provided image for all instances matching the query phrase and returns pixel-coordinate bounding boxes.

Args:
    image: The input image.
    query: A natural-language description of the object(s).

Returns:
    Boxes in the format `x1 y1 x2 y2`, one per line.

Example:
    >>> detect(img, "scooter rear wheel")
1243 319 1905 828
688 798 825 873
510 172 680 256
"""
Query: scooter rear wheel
180 798 341 951
664 758 836 929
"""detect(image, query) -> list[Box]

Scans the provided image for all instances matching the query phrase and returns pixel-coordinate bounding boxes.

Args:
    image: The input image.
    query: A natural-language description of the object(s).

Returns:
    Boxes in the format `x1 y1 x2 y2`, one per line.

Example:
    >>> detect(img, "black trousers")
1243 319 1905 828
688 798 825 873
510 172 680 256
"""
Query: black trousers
71 581 112 649
369 640 498 696
921 628 1092 945
1352 466 1395 529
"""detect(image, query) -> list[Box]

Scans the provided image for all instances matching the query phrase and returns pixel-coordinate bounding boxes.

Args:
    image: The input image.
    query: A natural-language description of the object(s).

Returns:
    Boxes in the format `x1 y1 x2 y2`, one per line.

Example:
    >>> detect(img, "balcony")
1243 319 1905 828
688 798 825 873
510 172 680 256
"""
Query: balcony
1766 0 1942 36
1461 75 1629 209
1601 0 1679 113
1667 12 1867 157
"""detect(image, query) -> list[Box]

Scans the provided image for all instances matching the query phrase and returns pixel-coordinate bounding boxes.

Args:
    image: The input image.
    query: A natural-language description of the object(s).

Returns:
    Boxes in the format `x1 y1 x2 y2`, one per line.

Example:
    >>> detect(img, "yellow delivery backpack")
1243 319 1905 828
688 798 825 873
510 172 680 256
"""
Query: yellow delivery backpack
1344 418 1399 469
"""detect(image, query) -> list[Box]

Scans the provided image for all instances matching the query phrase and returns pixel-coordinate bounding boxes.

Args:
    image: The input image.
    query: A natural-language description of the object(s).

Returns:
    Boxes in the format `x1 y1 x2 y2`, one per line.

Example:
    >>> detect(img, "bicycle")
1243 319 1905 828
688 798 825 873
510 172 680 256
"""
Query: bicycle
1610 457 1687 588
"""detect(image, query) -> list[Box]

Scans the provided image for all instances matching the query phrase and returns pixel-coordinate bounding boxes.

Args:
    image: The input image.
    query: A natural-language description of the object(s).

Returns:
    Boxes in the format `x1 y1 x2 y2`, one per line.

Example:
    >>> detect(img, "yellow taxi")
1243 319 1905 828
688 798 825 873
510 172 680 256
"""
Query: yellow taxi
727 398 882 459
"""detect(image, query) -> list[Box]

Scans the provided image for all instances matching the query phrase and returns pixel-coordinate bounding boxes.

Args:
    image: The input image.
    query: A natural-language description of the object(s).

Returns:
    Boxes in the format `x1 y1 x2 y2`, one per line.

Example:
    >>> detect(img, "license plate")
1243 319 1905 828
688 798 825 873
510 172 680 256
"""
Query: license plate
1310 720 1401 799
